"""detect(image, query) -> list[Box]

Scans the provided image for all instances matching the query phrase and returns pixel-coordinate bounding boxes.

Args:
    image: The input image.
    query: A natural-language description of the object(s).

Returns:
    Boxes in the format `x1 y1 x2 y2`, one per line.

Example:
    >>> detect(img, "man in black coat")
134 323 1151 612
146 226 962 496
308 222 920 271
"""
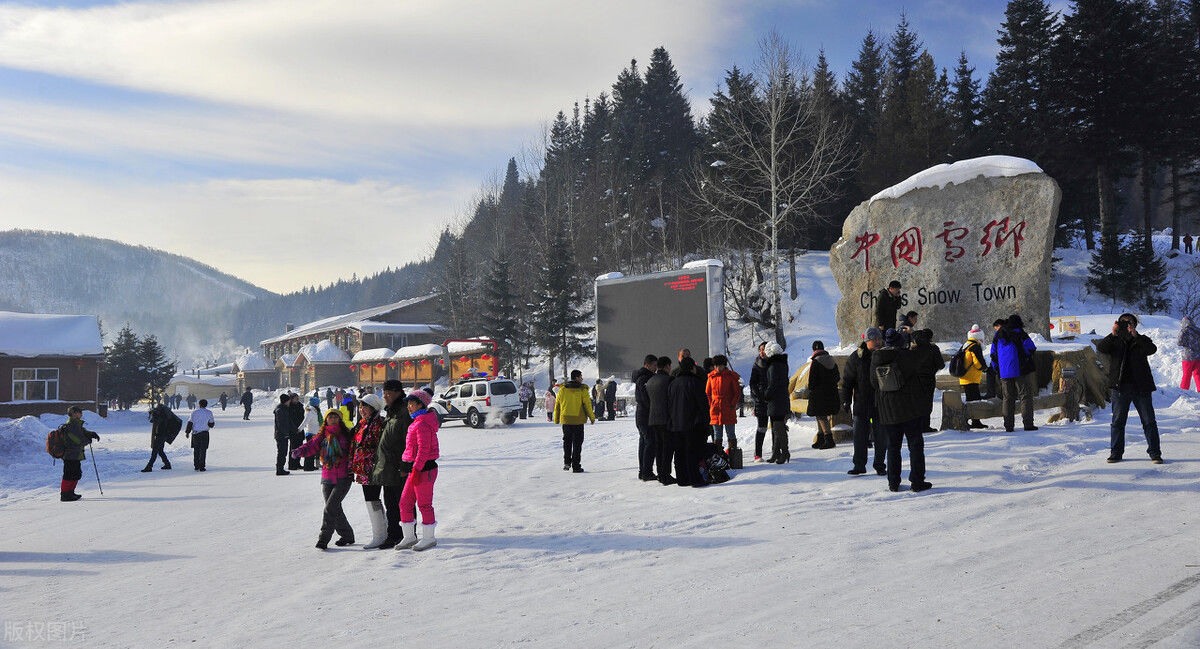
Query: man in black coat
748 342 769 460
272 394 293 475
874 281 904 331
842 327 885 476
603 377 618 421
372 379 414 548
644 356 675 485
241 389 254 420
912 329 946 433
142 403 174 472
1096 314 1162 463
286 393 306 471
633 355 658 481
870 329 931 492
762 342 791 463
667 356 707 486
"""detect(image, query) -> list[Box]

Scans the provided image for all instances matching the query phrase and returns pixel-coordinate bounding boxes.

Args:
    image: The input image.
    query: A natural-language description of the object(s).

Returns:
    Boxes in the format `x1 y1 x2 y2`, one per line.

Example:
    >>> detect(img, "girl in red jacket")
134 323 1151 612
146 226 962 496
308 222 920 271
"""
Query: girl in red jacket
395 389 441 551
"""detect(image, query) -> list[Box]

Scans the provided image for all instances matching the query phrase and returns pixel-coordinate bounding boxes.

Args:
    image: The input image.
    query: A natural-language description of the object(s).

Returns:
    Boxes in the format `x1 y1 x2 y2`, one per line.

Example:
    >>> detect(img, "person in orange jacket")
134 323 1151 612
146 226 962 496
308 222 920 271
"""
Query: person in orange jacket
706 355 741 450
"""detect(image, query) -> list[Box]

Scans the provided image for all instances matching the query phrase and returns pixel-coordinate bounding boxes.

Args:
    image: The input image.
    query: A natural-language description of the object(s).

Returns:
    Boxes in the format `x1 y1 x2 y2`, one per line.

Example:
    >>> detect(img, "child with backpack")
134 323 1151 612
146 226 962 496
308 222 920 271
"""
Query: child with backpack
291 409 356 550
950 325 989 429
53 406 99 501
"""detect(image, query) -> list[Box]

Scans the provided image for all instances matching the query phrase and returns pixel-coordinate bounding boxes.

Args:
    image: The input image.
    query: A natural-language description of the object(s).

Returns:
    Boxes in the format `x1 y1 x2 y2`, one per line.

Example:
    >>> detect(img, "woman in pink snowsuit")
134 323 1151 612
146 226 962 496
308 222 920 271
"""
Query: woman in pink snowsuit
395 389 441 551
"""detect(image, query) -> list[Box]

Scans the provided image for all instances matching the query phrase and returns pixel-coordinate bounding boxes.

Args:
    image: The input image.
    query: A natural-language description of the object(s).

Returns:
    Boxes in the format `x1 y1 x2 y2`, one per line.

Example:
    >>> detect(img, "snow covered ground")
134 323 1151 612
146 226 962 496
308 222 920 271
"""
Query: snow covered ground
1 384 1199 647
3 243 1200 647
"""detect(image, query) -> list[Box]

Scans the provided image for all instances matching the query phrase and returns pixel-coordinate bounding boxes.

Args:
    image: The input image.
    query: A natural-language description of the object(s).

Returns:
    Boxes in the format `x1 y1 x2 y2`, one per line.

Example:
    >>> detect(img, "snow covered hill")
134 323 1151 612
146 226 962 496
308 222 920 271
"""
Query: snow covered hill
0 230 273 362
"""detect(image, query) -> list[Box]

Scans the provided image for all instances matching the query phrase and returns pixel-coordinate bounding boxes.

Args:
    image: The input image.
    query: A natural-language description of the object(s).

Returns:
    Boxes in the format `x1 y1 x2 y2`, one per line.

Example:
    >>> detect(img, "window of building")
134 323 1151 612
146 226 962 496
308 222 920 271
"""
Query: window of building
12 368 59 401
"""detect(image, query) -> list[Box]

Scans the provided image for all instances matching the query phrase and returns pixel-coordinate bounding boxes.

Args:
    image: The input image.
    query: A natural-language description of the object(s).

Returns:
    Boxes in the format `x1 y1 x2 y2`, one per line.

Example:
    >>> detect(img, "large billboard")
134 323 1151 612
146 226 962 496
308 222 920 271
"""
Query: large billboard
595 261 726 379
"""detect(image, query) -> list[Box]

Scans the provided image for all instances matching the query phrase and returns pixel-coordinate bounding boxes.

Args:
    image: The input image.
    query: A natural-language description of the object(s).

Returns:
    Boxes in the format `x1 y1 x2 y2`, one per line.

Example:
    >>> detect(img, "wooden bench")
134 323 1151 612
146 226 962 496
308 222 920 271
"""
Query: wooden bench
940 368 1083 431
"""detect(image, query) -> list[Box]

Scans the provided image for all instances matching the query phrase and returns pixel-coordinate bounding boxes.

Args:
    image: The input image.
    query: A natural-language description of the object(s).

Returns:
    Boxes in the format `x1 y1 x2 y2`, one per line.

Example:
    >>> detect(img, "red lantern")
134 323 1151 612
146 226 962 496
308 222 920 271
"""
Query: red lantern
404 360 413 367
459 356 469 362
349 364 357 371
388 362 397 368
480 354 491 360
421 359 430 365
376 362 385 368
437 359 444 365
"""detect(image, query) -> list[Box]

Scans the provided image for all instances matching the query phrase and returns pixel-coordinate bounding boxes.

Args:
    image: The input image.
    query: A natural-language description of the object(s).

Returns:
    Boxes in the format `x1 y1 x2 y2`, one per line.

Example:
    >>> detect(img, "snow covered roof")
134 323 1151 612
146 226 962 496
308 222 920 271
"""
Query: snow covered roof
350 321 441 335
259 295 436 345
194 362 235 376
277 353 299 368
868 155 1043 204
0 311 104 357
682 258 723 269
447 340 492 354
297 340 350 364
393 344 444 360
169 374 236 387
235 352 274 373
351 348 395 362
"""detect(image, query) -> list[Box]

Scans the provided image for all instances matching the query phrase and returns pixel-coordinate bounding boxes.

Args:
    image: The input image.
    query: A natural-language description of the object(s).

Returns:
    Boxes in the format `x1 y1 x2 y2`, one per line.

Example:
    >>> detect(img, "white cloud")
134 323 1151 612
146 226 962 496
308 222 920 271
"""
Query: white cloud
0 0 735 128
0 170 476 292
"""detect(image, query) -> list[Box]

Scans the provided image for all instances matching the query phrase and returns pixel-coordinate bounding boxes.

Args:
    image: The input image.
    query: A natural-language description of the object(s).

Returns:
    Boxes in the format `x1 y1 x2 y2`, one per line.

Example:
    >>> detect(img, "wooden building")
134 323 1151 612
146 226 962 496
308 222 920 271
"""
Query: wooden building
0 311 104 418
260 295 442 362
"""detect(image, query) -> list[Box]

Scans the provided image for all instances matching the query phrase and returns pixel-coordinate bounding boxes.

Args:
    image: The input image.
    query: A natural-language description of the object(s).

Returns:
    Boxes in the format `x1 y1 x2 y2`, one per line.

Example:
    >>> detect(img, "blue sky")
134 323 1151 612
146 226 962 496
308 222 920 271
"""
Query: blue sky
0 0 1024 293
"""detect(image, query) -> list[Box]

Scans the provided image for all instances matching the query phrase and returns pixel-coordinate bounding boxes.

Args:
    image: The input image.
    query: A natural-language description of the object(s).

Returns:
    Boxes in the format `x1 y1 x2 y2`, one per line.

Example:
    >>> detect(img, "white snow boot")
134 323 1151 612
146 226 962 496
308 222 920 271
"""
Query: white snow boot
414 524 437 551
394 522 418 550
362 501 387 549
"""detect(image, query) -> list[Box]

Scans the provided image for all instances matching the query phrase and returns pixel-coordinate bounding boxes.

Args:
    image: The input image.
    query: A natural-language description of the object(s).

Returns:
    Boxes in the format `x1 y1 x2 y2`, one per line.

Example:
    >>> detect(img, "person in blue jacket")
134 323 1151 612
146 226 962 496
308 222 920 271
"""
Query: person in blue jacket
991 314 1038 432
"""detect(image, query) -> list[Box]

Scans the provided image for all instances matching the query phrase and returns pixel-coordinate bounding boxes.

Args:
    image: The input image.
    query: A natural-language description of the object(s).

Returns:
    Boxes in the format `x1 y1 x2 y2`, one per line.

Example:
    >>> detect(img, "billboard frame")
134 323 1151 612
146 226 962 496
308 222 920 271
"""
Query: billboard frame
593 260 727 377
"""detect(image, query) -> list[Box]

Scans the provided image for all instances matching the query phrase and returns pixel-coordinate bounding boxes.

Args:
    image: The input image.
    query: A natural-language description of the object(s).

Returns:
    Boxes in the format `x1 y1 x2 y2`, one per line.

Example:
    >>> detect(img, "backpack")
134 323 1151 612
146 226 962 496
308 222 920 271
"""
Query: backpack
702 445 732 484
948 344 972 378
874 362 904 392
46 423 69 459
160 410 184 444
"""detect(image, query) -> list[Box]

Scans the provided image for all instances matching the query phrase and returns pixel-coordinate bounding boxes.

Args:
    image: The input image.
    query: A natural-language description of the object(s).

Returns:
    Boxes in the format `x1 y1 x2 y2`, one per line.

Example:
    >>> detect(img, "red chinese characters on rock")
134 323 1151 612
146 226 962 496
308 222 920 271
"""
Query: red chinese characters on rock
850 231 882 271
980 218 1027 258
937 221 970 262
890 227 922 268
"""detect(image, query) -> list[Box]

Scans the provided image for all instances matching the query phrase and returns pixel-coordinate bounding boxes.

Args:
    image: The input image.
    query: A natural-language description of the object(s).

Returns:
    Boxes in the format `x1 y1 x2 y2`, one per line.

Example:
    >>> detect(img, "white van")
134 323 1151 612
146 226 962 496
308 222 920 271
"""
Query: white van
430 377 521 428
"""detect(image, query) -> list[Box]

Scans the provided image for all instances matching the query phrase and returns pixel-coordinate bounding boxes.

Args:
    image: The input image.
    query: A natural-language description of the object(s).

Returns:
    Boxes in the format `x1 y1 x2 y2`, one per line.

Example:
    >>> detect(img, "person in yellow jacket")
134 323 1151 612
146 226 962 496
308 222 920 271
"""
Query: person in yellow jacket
959 325 988 429
553 369 595 472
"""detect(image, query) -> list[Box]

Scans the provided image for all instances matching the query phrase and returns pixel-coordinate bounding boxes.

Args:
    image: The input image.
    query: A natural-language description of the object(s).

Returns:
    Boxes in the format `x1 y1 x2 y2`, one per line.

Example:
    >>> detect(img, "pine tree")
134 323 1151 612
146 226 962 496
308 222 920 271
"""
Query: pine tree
480 251 523 376
532 221 594 380
982 0 1060 158
949 51 982 159
99 325 145 410
138 334 176 404
640 47 700 259
844 30 886 202
1126 232 1170 312
1057 0 1146 245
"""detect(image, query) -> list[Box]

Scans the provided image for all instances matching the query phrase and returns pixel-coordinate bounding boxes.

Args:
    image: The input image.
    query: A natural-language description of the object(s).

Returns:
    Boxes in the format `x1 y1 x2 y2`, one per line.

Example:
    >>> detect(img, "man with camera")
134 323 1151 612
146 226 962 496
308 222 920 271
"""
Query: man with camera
1096 314 1163 464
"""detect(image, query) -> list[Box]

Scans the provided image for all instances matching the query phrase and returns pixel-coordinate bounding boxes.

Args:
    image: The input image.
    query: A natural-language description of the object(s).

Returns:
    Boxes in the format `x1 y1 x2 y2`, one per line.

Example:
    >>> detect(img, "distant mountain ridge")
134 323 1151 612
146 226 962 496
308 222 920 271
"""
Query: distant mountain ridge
0 230 274 363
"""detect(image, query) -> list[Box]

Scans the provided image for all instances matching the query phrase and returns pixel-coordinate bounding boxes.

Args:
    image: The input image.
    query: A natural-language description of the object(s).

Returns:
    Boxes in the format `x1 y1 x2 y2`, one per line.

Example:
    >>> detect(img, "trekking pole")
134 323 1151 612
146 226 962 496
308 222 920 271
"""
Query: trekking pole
88 440 103 495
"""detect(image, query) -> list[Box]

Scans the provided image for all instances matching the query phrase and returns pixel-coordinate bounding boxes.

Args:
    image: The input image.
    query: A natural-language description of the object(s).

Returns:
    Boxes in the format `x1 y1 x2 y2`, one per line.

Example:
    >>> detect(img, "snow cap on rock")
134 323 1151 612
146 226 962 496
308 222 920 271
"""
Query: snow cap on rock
968 324 985 342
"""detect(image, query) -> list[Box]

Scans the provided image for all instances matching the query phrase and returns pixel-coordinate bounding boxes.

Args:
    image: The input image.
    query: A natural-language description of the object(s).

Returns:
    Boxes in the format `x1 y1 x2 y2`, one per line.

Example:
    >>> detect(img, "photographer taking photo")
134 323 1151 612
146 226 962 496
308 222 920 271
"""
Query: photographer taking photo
1096 313 1163 464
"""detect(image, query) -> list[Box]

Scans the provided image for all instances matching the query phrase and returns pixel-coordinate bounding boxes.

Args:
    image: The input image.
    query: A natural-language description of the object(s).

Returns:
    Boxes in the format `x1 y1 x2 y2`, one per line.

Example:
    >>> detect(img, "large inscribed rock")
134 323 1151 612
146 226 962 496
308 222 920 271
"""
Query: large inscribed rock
830 156 1061 345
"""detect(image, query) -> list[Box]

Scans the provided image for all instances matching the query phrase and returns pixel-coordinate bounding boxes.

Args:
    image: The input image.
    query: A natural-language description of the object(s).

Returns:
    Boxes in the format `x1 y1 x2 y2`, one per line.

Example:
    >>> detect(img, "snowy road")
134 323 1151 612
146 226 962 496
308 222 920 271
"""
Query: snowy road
1 400 1199 648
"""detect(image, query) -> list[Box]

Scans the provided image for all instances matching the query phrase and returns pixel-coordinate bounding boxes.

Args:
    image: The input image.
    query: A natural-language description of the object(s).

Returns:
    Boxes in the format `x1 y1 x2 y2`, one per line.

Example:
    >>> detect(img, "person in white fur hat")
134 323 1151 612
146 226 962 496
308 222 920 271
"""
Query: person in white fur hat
956 325 988 429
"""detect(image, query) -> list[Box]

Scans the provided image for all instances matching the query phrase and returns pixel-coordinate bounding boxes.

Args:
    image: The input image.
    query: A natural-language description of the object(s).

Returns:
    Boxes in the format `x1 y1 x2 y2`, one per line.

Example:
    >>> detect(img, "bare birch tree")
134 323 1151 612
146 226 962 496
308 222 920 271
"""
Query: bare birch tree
691 32 853 346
